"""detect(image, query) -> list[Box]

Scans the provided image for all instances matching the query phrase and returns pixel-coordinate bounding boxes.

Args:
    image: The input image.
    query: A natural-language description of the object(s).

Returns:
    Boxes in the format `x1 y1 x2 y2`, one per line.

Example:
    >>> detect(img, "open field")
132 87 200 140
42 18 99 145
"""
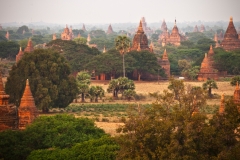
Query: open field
2 77 236 135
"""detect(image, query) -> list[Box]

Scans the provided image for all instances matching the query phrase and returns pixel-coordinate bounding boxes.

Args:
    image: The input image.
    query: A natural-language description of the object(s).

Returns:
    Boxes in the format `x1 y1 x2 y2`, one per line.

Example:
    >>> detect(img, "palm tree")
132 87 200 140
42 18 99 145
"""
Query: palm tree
115 35 130 77
202 79 218 97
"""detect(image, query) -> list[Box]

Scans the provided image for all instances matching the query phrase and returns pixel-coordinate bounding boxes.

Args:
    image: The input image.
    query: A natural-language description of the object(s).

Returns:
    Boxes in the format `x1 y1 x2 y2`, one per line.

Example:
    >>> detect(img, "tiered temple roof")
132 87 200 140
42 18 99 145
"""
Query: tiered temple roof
0 72 18 131
18 79 38 130
220 17 240 51
198 46 218 81
106 24 114 34
130 20 151 52
61 24 73 40
161 19 167 32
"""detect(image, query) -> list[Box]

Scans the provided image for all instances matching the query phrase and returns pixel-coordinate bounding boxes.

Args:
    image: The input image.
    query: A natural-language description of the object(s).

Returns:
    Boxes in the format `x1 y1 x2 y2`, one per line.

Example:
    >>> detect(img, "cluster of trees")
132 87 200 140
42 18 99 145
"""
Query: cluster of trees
116 79 240 159
0 114 118 160
5 49 78 112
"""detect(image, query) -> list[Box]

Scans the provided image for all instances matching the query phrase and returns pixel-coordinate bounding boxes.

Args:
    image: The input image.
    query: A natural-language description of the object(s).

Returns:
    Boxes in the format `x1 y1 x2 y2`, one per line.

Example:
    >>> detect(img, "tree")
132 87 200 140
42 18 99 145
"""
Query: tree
202 79 218 97
88 86 105 102
129 51 160 81
230 76 240 86
76 71 91 102
17 25 29 34
115 35 130 77
178 59 200 80
168 77 185 100
0 115 109 160
107 77 135 98
5 49 78 112
0 41 20 59
123 89 136 101
73 37 87 45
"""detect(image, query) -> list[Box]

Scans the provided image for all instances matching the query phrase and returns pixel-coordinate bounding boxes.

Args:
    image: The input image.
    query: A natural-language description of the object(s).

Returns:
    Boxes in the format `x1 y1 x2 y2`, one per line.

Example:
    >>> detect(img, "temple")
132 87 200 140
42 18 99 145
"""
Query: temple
18 79 38 130
5 31 9 40
158 49 170 77
16 47 24 63
130 20 152 52
61 24 73 40
141 17 153 35
233 82 240 105
214 33 220 48
52 33 57 40
198 45 218 81
160 19 167 32
219 94 225 114
220 17 240 51
87 34 91 45
106 24 114 34
193 25 199 32
82 24 87 32
200 24 205 32
0 72 18 131
158 19 185 46
24 38 34 53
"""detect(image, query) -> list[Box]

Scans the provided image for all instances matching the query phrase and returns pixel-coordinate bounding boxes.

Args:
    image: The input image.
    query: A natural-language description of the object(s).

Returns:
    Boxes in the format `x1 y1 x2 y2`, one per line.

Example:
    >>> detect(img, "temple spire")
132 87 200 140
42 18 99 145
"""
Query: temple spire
162 49 168 60
219 93 225 114
137 20 144 33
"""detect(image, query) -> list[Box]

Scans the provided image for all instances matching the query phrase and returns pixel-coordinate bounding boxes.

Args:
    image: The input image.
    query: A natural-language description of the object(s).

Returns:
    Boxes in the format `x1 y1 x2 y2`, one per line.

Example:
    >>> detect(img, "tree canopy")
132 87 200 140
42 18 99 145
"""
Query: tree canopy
5 49 78 112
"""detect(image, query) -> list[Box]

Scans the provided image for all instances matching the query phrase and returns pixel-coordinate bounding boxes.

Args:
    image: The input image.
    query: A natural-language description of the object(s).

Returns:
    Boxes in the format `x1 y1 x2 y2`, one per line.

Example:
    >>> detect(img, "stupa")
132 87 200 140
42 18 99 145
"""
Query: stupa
193 25 199 32
18 79 38 130
233 82 240 105
220 17 240 51
106 24 114 34
158 49 170 77
214 33 220 48
5 31 9 40
200 24 205 32
0 72 18 131
219 94 225 114
24 38 34 53
130 20 151 52
198 46 218 81
16 47 24 63
160 19 167 32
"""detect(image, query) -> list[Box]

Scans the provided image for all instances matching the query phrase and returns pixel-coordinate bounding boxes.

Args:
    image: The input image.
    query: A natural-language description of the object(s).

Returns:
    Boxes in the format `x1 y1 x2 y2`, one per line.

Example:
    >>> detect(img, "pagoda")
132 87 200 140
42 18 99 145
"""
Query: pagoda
24 38 34 53
198 46 218 81
52 33 57 40
82 23 87 32
16 47 24 63
167 19 183 46
214 33 220 48
130 20 151 52
61 24 73 40
106 24 114 34
220 17 240 51
0 72 18 131
160 19 167 32
18 79 38 130
233 82 240 105
5 31 9 40
158 49 170 77
140 17 153 35
200 24 205 32
219 94 225 114
193 25 199 32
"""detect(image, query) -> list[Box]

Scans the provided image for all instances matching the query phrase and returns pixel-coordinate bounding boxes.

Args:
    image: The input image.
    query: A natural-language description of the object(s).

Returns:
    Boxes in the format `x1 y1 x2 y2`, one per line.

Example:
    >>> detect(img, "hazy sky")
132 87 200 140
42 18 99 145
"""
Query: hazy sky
0 0 240 24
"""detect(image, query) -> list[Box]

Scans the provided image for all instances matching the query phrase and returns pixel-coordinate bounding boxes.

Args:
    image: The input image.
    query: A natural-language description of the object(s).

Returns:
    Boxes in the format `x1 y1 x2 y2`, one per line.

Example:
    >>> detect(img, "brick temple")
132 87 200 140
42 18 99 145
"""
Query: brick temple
158 49 170 78
198 45 218 81
220 17 240 51
106 24 114 34
61 24 74 40
16 38 34 63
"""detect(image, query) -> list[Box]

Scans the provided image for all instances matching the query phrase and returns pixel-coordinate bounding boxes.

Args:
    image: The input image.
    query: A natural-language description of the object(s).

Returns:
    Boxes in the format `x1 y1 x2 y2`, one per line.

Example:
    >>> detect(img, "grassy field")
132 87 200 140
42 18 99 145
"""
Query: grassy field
2 77 236 135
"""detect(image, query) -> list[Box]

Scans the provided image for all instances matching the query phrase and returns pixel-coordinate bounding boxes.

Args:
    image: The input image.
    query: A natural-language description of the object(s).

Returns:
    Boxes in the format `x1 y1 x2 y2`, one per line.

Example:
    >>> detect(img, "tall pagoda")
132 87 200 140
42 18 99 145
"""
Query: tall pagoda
130 20 151 52
220 17 240 51
18 79 38 130
158 49 170 77
106 24 114 34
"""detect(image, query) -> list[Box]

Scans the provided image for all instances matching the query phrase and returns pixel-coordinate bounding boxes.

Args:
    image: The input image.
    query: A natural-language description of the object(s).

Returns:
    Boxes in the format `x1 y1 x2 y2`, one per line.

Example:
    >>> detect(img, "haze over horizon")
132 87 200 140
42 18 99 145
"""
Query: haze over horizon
0 0 240 24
